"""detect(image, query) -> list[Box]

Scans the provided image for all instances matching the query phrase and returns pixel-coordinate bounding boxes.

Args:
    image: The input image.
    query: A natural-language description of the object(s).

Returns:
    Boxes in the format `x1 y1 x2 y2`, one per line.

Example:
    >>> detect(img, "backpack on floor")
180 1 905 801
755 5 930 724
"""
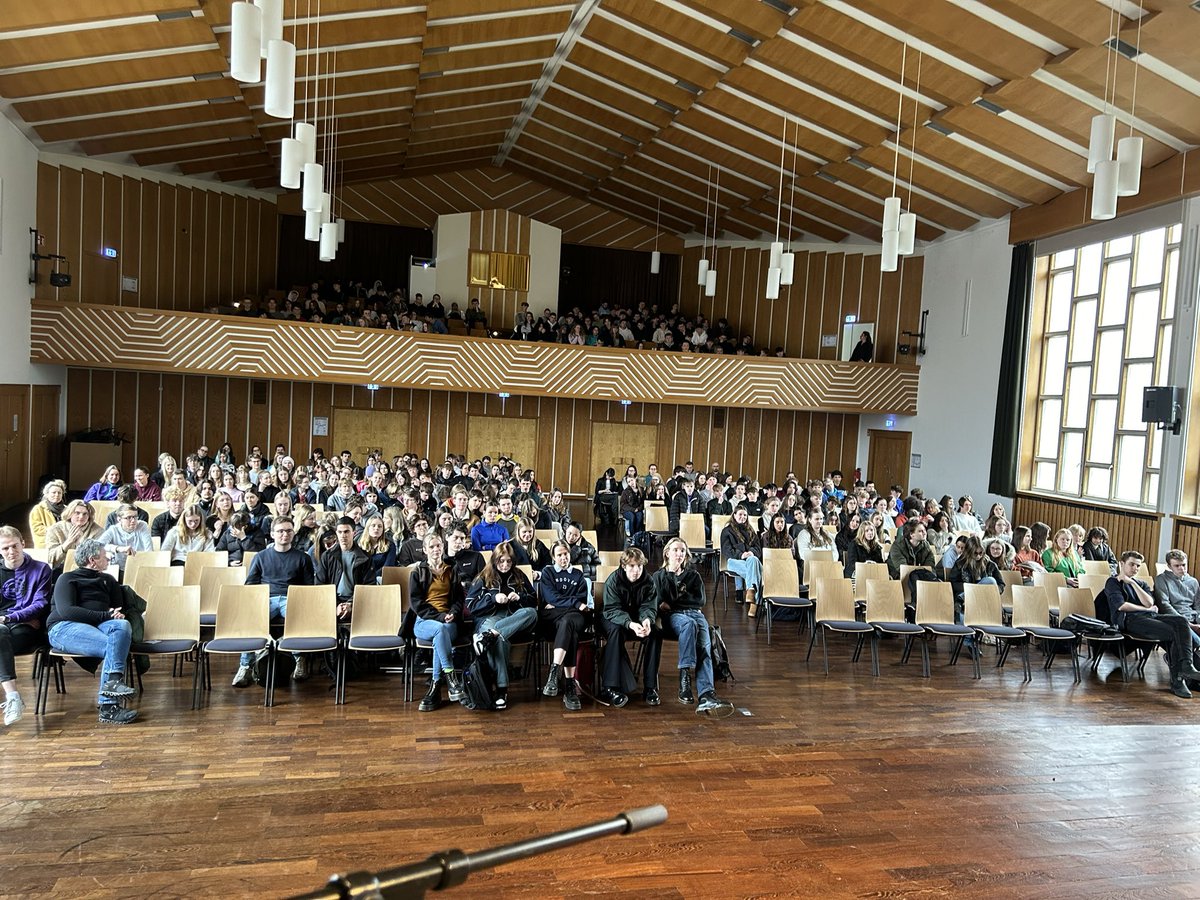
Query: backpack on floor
574 639 596 696
711 625 735 683
460 655 497 711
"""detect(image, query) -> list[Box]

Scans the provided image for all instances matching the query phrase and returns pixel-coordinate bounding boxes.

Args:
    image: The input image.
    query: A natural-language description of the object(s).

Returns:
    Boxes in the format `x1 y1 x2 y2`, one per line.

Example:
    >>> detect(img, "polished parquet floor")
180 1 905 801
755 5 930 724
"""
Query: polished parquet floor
5 578 1200 899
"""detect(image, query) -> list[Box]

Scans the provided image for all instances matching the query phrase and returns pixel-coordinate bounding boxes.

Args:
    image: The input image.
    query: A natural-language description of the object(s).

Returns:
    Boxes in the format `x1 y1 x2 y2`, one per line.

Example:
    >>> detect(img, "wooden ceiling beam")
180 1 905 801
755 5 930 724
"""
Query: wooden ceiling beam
82 119 258 155
35 100 252 144
0 49 229 98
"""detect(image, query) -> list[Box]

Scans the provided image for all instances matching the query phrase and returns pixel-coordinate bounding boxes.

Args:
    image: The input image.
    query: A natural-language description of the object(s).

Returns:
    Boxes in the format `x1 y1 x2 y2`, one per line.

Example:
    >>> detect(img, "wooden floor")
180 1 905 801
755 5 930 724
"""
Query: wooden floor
5 578 1200 898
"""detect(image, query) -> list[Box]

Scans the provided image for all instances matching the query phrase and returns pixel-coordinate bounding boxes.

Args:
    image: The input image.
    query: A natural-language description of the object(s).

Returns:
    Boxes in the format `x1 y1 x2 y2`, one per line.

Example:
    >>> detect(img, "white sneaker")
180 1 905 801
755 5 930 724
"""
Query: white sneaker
293 655 311 681
232 665 254 688
3 694 25 726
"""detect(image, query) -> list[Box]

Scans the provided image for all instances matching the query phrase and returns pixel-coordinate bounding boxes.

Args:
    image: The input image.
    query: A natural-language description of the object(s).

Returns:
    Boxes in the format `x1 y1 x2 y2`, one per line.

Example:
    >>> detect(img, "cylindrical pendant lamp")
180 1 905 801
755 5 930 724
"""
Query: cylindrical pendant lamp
230 2 263 83
320 191 331 223
650 250 661 274
295 122 316 165
336 218 346 243
769 241 783 270
766 267 781 300
302 162 323 212
780 251 795 286
255 0 283 58
1087 113 1115 174
320 222 338 261
280 137 304 189
264 40 295 119
697 258 709 285
882 196 902 232
897 212 917 256
1091 159 1119 220
1116 136 1143 197
881 230 900 273
704 269 717 298
305 209 322 242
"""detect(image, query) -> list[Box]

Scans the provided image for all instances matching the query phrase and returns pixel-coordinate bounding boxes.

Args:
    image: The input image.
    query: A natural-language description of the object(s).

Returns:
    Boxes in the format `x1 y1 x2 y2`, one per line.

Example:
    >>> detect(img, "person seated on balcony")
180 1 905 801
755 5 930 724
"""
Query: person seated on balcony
1106 550 1200 698
466 542 537 710
131 466 162 502
29 479 66 549
161 505 215 565
465 298 487 330
848 330 874 362
45 500 103 571
83 466 122 503
97 504 152 575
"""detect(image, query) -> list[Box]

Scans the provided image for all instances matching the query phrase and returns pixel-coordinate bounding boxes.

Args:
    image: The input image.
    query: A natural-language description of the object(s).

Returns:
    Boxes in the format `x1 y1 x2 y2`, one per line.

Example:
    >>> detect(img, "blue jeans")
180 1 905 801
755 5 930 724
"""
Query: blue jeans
240 594 288 666
48 618 132 704
414 616 458 677
477 607 537 688
726 555 762 592
666 610 714 697
623 510 644 535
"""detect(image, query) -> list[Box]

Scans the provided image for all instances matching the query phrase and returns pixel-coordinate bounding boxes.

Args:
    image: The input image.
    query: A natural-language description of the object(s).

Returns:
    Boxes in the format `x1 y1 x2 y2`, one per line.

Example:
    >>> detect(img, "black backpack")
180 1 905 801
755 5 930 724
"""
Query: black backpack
460 655 497 711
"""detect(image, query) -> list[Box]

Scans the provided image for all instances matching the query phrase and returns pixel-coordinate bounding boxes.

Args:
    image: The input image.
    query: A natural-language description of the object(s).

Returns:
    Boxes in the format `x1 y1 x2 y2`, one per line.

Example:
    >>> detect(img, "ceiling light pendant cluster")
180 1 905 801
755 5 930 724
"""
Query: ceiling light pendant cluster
881 43 916 273
780 119 799 289
697 165 711 286
231 0 295 118
705 169 720 298
1091 1 1145 220
765 116 786 300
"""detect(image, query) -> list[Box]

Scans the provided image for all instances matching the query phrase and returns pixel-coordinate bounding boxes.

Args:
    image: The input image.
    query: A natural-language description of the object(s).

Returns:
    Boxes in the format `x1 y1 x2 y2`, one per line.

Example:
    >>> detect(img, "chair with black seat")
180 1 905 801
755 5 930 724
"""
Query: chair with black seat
339 584 405 704
133 564 184 599
864 579 924 677
680 514 715 573
1058 585 1127 681
645 505 672 557
962 583 1026 680
201 583 273 707
853 561 891 606
913 580 974 678
806 577 873 675
199 566 248 631
1011 585 1081 682
598 550 622 568
759 550 810 643
132 584 204 708
278 585 340 705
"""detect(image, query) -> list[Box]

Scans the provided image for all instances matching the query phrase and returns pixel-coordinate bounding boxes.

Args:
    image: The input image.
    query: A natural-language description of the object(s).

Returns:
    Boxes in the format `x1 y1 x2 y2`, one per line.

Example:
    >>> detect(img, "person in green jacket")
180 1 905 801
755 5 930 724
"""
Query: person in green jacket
887 519 937 579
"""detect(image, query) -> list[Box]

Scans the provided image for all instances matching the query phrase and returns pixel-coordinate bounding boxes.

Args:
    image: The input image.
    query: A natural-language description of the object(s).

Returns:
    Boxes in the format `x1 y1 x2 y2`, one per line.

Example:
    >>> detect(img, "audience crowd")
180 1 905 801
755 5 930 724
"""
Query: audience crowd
4 439 1197 731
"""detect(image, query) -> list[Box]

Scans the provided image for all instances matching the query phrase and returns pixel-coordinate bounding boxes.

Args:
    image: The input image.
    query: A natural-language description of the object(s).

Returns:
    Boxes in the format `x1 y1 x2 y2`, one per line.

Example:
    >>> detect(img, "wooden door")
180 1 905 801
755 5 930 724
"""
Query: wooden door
590 423 658 477
333 408 409 463
867 429 912 495
31 385 62 491
0 387 29 510
467 416 538 465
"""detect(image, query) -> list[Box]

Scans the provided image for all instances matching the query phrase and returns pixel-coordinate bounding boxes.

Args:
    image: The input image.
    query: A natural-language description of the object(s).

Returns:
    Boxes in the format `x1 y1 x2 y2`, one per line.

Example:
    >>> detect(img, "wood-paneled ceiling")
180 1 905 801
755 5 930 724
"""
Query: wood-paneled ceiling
3 0 1199 246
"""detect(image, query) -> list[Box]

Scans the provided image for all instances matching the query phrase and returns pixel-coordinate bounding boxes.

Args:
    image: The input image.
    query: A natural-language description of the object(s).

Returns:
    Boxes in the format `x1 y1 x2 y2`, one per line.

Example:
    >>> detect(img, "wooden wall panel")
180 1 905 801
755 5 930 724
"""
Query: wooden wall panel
35 162 277 313
1171 518 1200 565
1012 491 1162 563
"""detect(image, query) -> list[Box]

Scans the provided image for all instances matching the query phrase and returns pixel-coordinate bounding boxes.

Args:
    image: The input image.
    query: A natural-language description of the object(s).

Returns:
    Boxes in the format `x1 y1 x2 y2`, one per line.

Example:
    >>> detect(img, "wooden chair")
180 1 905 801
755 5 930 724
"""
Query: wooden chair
913 581 974 678
864 579 923 676
899 564 933 606
343 585 405 704
998 570 1023 619
132 585 204 708
183 550 229 586
581 529 598 549
123 551 171 595
1136 562 1155 589
278 585 340 705
241 551 258 571
594 564 617 610
759 553 810 644
1058 585 1127 681
853 561 890 601
1081 559 1112 577
133 564 184 598
1011 586 1080 682
962 583 1026 680
534 529 559 547
598 550 623 568
135 501 169 520
1032 571 1067 617
199 566 248 628
645 505 670 544
806 560 844 592
801 548 835 564
806 577 872 674
90 501 120 527
202 584 273 707
1077 574 1110 600
679 514 715 571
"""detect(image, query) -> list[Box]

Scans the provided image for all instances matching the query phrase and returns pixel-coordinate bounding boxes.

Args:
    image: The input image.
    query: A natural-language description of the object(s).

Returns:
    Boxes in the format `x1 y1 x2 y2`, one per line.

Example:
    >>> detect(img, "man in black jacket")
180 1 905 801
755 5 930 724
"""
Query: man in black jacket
599 548 662 707
668 477 703 534
594 468 620 526
314 518 374 624
46 539 138 724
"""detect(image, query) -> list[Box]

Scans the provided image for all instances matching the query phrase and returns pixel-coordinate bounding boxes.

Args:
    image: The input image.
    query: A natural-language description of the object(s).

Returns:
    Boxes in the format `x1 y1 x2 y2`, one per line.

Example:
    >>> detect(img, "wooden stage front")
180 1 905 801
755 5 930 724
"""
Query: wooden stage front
4 586 1199 898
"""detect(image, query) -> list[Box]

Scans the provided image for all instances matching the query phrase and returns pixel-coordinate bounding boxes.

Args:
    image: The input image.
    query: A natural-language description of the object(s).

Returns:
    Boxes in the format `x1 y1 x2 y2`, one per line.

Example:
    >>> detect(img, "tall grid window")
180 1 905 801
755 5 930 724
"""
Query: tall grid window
1028 223 1182 508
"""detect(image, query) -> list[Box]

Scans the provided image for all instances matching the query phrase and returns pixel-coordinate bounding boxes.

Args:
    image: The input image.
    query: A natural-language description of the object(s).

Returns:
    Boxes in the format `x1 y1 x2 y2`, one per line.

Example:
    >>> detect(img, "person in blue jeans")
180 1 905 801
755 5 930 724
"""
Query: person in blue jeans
652 537 733 718
465 542 537 709
411 533 465 711
236 516 315 686
46 539 137 725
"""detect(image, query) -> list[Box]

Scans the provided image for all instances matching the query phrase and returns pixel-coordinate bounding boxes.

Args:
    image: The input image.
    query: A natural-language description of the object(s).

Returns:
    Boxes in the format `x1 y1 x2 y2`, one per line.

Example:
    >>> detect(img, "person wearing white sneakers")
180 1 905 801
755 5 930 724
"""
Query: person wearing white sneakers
47 539 138 724
0 526 52 726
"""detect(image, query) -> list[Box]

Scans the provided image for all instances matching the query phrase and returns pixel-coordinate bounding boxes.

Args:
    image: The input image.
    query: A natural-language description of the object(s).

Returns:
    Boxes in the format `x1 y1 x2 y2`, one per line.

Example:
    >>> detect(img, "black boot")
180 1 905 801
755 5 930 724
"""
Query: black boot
446 670 465 702
543 663 562 697
678 668 694 705
419 678 443 712
562 677 582 711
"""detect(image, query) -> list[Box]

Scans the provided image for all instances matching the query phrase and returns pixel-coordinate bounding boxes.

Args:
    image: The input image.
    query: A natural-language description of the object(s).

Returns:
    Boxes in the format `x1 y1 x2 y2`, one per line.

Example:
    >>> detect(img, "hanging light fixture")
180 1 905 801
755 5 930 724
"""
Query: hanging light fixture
230 1 263 83
705 170 719 298
1116 3 1144 197
257 0 283 56
881 44 907 273
1091 2 1121 218
300 8 323 224
263 0 295 121
336 161 346 243
897 50 922 257
765 115 785 300
697 164 711 286
650 198 661 274
780 119 799 287
1088 2 1119 176
319 48 339 261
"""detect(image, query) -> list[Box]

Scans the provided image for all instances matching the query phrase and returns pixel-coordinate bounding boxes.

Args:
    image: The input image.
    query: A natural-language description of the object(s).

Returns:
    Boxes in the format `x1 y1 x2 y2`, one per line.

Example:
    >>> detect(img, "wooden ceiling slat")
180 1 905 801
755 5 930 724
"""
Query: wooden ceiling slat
412 100 523 128
35 101 252 144
583 16 722 90
934 106 1089 187
532 105 627 152
337 139 411 161
566 44 695 109
216 162 276 183
400 151 495 173
676 0 790 43
738 199 855 243
601 0 750 69
522 120 626 168
1129 7 1200 85
0 0 199 33
424 10 571 47
0 49 229 99
408 119 513 144
554 67 675 129
405 130 505 154
258 109 414 143
12 79 239 123
672 107 821 179
134 138 264 167
542 86 657 141
745 190 887 243
383 178 456 221
512 133 613 179
427 0 569 19
227 44 423 84
82 119 258 155
507 150 598 193
0 18 215 68
419 42 556 75
654 126 777 187
983 0 1133 51
413 84 531 113
204 0 420 28
587 183 701 233
177 151 272 176
243 70 419 108
628 143 764 201
848 148 1015 221
696 89 851 166
413 65 539 95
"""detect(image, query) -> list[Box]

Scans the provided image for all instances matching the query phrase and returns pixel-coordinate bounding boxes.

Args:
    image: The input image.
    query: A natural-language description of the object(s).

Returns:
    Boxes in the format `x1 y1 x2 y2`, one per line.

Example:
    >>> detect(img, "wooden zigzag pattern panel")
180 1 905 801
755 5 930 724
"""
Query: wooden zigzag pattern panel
30 301 918 414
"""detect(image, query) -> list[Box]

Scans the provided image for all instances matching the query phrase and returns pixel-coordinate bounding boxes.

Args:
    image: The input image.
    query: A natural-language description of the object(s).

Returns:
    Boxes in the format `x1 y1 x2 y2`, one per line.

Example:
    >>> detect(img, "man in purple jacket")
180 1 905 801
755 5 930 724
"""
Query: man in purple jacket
0 526 52 726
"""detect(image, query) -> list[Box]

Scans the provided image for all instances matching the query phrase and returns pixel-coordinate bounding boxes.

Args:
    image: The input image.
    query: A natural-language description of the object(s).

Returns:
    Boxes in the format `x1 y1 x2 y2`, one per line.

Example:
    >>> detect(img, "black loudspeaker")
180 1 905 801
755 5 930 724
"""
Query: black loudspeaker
1143 385 1182 435
50 272 72 288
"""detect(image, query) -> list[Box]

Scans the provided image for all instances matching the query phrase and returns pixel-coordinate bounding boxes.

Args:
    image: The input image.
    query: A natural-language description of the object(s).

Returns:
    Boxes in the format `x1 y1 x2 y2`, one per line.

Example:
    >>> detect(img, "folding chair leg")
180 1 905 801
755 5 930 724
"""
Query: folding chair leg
1022 639 1032 682
805 627 817 662
920 638 930 678
264 647 276 708
869 634 879 677
820 629 829 676
972 637 982 680
851 634 866 662
1071 639 1081 683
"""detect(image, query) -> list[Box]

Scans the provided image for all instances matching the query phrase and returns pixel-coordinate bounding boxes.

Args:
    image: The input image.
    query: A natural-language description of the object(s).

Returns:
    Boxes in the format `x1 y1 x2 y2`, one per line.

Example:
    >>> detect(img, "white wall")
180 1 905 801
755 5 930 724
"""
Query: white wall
0 116 64 387
857 218 1013 512
528 219 561 313
433 212 469 302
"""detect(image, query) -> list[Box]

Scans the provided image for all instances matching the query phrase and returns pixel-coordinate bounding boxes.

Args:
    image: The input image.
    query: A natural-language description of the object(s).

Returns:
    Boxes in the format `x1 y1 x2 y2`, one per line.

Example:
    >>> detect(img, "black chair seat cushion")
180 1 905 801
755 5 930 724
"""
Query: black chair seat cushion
200 614 217 626
973 625 1025 639
132 639 197 654
922 623 974 636
1023 626 1075 640
348 635 405 651
821 620 873 632
871 621 924 635
278 637 338 652
206 637 268 653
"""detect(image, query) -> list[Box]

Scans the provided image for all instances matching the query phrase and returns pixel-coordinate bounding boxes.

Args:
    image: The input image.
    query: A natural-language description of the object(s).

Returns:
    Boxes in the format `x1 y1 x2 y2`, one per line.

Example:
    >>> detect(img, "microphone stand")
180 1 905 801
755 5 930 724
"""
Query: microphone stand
291 805 668 900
